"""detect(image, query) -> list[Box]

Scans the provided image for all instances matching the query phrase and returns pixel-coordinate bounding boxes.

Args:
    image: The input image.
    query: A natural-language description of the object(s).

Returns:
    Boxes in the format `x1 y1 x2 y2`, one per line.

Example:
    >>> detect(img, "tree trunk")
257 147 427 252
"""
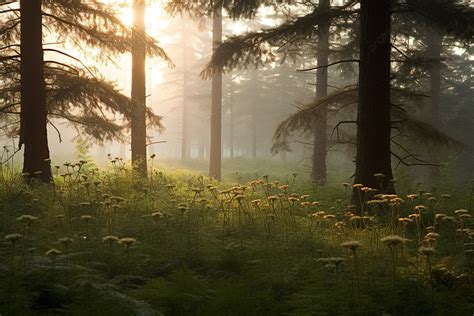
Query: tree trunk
251 110 257 160
311 0 330 184
353 0 395 197
229 89 234 159
131 0 147 176
426 30 442 180
20 0 52 182
181 19 190 161
209 5 223 180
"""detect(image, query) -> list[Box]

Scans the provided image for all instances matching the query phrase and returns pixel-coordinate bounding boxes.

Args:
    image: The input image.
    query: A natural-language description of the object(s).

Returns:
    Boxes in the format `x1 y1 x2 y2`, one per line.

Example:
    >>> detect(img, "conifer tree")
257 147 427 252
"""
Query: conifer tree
0 0 171 182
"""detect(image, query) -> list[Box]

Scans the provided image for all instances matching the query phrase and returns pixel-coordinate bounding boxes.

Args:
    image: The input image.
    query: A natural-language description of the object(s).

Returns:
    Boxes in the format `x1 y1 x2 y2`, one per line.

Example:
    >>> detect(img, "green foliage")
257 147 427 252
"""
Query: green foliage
0 160 473 314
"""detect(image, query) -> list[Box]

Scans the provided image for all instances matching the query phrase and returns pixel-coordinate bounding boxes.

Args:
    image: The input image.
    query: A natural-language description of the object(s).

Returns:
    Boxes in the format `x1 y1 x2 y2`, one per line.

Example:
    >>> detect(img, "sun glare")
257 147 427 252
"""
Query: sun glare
115 1 166 31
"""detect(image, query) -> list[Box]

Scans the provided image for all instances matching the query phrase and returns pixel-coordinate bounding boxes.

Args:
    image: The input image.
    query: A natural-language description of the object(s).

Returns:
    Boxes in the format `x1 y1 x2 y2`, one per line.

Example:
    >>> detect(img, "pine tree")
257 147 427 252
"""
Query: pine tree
131 0 148 176
0 0 171 182
209 4 223 180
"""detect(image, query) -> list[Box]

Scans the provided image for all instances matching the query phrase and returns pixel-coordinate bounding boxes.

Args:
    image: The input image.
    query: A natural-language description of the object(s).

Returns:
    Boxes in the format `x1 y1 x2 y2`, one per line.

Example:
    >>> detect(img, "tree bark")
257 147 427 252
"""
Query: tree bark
181 19 190 161
229 89 234 159
20 0 52 182
209 5 223 180
251 108 257 160
311 0 330 184
131 0 147 176
353 0 395 197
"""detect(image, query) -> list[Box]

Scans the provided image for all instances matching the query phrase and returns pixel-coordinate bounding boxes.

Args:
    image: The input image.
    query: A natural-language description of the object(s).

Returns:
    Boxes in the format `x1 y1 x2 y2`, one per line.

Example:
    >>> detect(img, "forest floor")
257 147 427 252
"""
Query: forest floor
0 159 473 315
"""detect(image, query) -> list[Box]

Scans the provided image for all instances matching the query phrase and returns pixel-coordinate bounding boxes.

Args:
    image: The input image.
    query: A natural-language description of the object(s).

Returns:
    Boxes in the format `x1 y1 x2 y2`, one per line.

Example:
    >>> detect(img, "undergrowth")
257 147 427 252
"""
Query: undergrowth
0 159 473 315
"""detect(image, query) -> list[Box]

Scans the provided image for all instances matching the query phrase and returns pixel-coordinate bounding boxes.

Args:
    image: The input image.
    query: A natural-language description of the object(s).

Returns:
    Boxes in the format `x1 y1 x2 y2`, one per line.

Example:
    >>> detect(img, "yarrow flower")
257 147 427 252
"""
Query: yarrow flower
381 235 409 247
418 247 435 256
5 233 22 243
103 235 119 243
341 240 363 251
46 248 62 257
119 237 137 247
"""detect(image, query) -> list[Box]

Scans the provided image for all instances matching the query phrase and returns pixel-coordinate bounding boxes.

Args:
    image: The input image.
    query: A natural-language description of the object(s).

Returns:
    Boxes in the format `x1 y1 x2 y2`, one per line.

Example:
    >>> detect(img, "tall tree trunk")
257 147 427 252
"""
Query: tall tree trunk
229 89 234 159
353 0 394 197
209 5 223 180
20 0 52 182
251 110 257 159
131 0 147 176
311 0 330 184
181 21 190 161
426 30 442 180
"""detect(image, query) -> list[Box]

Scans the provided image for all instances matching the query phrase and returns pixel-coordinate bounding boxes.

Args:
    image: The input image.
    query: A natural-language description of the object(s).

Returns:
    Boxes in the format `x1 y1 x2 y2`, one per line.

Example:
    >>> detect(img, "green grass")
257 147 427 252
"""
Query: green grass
0 160 473 315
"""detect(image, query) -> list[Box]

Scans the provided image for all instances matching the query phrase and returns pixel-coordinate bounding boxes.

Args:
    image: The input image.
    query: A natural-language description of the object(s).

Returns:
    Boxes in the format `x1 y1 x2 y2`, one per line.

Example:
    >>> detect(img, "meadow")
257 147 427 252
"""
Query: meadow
0 158 473 315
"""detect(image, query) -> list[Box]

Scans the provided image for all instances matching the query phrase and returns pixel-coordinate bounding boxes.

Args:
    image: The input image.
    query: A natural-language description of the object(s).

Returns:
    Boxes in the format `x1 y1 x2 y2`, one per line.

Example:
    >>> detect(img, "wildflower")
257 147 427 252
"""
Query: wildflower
454 209 469 215
103 235 119 243
267 195 279 202
17 215 38 224
460 214 472 220
191 188 203 194
367 199 384 205
341 240 363 251
399 217 412 224
178 205 189 212
119 237 137 247
59 237 74 246
5 233 22 244
251 199 261 206
152 212 164 219
407 194 418 200
415 205 427 211
422 237 437 246
442 216 455 222
418 247 435 256
435 213 446 221
324 214 336 220
391 197 404 205
81 215 93 222
441 194 451 199
300 194 309 200
45 249 62 257
352 184 363 189
381 235 409 247
426 226 435 233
